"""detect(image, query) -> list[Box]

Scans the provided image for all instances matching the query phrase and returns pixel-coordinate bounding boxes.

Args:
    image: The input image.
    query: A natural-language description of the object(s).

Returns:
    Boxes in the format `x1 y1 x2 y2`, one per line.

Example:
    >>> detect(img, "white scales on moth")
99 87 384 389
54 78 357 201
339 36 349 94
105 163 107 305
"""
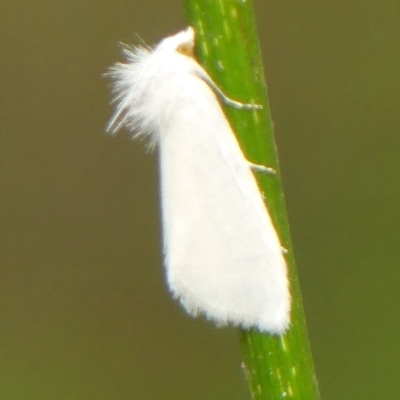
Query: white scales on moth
106 27 290 334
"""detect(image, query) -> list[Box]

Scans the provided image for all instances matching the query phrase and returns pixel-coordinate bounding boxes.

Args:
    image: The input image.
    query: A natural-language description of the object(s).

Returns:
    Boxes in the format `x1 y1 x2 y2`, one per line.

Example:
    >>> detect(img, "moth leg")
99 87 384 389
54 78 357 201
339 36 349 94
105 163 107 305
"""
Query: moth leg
217 90 262 110
248 162 276 175
195 68 262 110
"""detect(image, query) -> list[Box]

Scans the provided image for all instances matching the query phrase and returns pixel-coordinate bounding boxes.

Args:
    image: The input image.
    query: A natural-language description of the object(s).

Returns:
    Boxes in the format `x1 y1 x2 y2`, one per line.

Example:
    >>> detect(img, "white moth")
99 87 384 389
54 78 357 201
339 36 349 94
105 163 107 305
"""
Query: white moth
107 27 290 334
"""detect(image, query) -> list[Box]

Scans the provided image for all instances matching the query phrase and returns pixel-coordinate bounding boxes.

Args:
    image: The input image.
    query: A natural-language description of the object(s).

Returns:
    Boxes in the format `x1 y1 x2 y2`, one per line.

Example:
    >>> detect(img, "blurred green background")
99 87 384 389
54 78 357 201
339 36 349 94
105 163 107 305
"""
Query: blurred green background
0 1 398 399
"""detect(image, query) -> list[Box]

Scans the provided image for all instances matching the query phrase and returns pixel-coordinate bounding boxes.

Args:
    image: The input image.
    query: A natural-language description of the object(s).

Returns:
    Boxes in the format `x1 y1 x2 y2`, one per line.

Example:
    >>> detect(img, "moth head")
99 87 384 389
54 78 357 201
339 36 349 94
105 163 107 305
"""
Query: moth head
157 27 195 58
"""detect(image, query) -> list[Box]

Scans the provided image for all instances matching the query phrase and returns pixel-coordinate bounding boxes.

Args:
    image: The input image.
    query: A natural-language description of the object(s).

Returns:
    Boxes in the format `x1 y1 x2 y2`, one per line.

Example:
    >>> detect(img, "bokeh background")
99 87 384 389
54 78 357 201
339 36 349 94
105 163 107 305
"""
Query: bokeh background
1 1 398 399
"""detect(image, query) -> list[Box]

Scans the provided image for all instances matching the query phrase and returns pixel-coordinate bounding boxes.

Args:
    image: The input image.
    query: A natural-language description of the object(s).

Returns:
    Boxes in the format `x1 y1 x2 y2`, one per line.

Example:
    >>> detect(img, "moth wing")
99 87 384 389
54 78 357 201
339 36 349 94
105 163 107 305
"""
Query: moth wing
159 78 290 333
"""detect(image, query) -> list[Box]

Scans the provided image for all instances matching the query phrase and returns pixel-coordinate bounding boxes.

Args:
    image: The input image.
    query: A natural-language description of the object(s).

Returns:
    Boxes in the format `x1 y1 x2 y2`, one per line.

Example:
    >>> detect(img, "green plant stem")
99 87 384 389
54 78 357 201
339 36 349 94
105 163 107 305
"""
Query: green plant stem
182 1 320 399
